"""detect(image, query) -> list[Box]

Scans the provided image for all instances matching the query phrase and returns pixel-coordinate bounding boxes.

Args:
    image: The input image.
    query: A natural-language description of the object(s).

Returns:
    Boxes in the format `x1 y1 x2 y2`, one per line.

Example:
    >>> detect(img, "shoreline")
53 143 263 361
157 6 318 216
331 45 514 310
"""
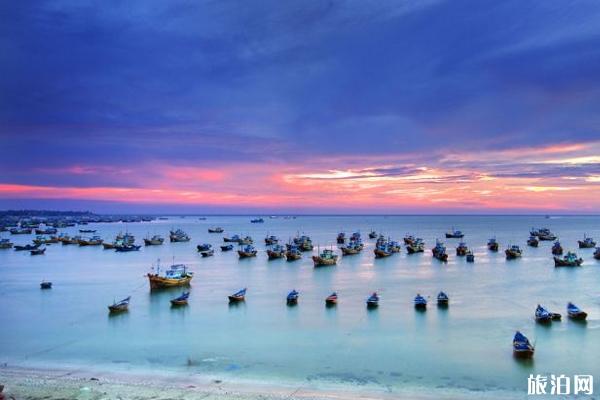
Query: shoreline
0 364 517 400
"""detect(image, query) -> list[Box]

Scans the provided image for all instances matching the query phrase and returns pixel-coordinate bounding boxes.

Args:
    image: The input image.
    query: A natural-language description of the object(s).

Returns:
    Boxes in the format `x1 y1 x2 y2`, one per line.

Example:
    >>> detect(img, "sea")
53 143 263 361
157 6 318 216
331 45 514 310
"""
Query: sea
1 215 599 398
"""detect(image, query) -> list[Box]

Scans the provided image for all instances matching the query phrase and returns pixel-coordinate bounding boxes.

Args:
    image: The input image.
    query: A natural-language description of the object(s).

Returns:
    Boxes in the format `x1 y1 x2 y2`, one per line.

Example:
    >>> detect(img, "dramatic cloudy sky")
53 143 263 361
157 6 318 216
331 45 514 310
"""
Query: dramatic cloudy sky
1 0 599 213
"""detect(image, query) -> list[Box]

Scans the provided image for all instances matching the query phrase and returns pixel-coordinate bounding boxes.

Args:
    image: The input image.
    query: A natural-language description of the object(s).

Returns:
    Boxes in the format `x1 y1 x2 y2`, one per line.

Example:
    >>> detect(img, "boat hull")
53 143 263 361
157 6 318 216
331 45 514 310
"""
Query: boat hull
147 274 192 289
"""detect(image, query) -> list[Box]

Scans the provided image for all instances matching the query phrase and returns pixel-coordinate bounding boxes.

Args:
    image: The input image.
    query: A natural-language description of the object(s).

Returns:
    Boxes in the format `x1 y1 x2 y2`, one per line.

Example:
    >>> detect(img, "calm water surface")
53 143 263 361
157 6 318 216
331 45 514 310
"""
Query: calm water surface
1 216 599 398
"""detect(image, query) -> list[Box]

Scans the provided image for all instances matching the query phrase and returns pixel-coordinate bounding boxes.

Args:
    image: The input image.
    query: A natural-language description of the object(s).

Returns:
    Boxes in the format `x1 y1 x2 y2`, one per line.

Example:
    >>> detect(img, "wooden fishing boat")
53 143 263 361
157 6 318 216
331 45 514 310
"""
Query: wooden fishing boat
238 245 257 258
264 235 279 245
108 296 131 313
286 290 299 305
10 227 32 234
554 251 583 267
505 245 522 259
35 227 57 235
578 235 596 248
336 232 346 244
513 331 534 358
208 227 224 233
228 288 246 302
534 228 556 241
294 235 314 251
220 244 234 251
115 244 141 252
368 230 377 239
201 249 214 257
389 241 401 253
169 229 190 242
79 229 96 233
285 245 302 261
341 243 361 255
552 241 563 255
406 238 424 254
535 304 552 323
40 281 52 289
14 243 40 251
103 241 118 249
466 251 475 263
527 236 539 247
414 294 427 310
144 235 164 246
445 228 464 239
239 236 253 245
147 263 193 289
567 302 587 320
170 292 190 306
267 244 285 259
197 243 212 252
403 235 416 245
223 234 241 243
366 292 379 308
30 247 46 255
374 244 392 258
312 249 338 266
78 235 103 246
432 240 448 262
437 291 449 306
487 237 499 251
325 292 338 306
0 239 13 249
455 242 469 256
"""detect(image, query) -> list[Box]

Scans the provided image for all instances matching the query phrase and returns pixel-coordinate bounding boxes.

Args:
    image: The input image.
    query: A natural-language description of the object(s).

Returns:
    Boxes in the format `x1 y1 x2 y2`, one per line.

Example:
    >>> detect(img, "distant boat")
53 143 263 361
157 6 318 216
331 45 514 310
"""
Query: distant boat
325 292 338 306
78 235 103 246
312 248 338 266
594 247 600 260
535 304 552 323
238 245 257 258
505 245 522 259
35 227 57 235
403 235 416 245
336 232 346 244
285 244 302 261
374 242 393 258
220 244 234 251
578 235 596 249
108 296 131 313
455 242 469 256
437 292 449 306
169 229 190 242
294 235 314 251
250 218 264 223
368 230 377 239
10 227 32 235
551 241 563 255
147 262 193 289
366 292 379 308
513 331 534 358
554 251 583 267
567 302 587 320
30 247 46 255
341 239 363 255
40 281 52 289
208 227 224 233
0 238 13 249
264 235 279 245
239 236 253 245
223 234 241 243
144 235 164 246
487 237 499 252
432 240 448 262
170 292 190 306
267 244 285 260
414 294 427 309
201 249 214 257
445 228 464 239
229 288 247 302
115 244 141 252
286 290 299 305
466 251 475 263
79 229 96 233
197 243 212 252
14 243 40 251
527 236 539 247
406 238 425 254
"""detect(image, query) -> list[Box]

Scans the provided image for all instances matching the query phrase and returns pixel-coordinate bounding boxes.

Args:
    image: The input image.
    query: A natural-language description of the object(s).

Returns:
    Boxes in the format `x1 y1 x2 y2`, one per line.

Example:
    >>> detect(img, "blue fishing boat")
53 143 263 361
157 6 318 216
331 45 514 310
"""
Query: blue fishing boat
286 289 299 305
115 244 141 252
513 331 534 358
404 234 416 245
108 296 131 313
406 238 425 254
220 244 234 251
445 228 464 239
229 288 247 302
567 302 587 320
40 281 52 289
456 242 469 256
552 241 563 255
527 235 539 247
267 244 285 259
264 235 279 245
30 247 46 255
535 304 552 323
466 251 475 263
374 242 393 258
208 227 224 233
594 247 600 260
325 292 338 306
250 218 264 223
414 294 427 309
169 229 190 242
170 292 190 306
487 237 499 251
578 235 596 248
505 245 522 259
554 251 583 267
336 232 346 244
238 244 257 258
366 292 379 308
0 238 13 249
368 230 377 239
201 249 214 257
437 291 449 306
432 239 448 262
197 243 212 252
285 244 302 261
14 243 40 251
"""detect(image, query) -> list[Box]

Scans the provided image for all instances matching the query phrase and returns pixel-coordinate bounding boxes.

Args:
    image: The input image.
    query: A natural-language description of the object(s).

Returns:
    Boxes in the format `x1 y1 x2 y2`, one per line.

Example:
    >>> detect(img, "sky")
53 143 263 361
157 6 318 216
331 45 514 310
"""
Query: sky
1 0 599 214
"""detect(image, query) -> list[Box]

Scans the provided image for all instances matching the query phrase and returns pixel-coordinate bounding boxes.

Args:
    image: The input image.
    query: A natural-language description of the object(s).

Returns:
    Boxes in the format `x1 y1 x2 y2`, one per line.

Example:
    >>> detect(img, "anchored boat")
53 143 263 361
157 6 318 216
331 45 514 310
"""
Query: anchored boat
366 292 379 308
414 294 427 309
406 238 425 254
487 237 499 251
208 227 224 233
285 244 302 261
170 292 190 306
313 249 338 266
144 235 164 246
567 302 587 320
527 236 539 247
552 241 563 255
169 229 191 242
220 244 234 251
554 251 583 267
505 245 522 259
147 262 193 289
445 228 464 239
229 288 247 303
267 244 285 260
432 240 448 262
455 242 469 256
286 290 299 305
325 292 338 306
513 331 534 358
238 244 257 258
578 235 596 249
437 291 449 306
108 296 131 313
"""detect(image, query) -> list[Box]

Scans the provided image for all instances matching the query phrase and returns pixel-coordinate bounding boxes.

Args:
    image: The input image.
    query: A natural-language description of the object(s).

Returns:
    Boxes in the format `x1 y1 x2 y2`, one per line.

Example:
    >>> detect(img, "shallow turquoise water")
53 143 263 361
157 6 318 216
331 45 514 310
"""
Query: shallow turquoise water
1 216 599 397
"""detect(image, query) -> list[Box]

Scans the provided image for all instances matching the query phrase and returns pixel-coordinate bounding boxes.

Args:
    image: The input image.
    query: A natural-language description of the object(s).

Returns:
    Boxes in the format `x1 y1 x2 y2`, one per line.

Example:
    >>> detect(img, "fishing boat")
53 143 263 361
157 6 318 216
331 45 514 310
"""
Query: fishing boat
144 235 164 246
414 294 427 309
170 292 190 306
455 242 469 256
103 241 118 250
223 234 241 243
445 228 464 238
312 249 338 266
220 244 234 251
350 232 361 242
250 218 264 223
285 244 302 261
537 228 557 241
466 251 475 263
147 262 193 289
406 238 425 254
366 292 379 308
487 237 499 251
554 251 583 267
264 235 279 245
527 235 539 247
208 227 224 233
594 247 600 260
115 244 141 252
239 236 254 245
505 245 522 259
35 227 57 235
325 292 338 306
403 235 416 245
512 331 534 358
578 235 596 249
551 241 563 255
40 281 52 289
341 240 363 255
61 235 80 245
14 243 40 251
432 240 448 262
535 304 552 323
201 249 214 257
30 247 46 255
336 232 346 244
0 238 13 249
238 244 257 258
389 240 401 253
286 289 299 305
374 242 392 258
197 243 212 252
78 235 103 246
10 227 32 235
567 302 587 320
79 229 96 233
368 230 377 239
267 244 285 259
437 291 449 306
294 235 314 251
169 229 190 242
228 288 246 302
108 296 131 313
